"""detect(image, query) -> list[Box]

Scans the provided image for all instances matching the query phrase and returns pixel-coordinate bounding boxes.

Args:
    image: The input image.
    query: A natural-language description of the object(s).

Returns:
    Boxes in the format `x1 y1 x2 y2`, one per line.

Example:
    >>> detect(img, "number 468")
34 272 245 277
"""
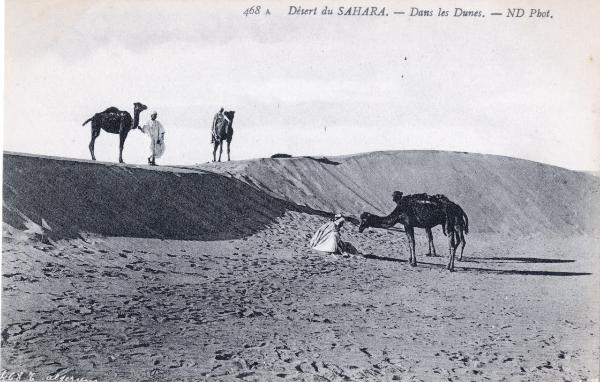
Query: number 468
243 6 261 16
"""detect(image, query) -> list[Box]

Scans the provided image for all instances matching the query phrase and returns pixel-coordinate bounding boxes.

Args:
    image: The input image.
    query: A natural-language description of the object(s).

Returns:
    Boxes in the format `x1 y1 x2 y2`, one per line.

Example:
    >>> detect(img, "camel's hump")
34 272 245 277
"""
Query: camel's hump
101 107 122 114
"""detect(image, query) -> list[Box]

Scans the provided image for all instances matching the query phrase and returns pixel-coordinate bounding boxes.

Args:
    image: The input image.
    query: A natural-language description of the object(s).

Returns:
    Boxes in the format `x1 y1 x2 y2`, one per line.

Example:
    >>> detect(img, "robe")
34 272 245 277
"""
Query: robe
141 119 165 158
309 221 341 253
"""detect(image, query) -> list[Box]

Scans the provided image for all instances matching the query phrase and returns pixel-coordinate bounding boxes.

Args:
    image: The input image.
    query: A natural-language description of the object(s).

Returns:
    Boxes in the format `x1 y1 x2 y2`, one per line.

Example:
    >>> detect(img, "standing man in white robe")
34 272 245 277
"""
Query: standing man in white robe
139 110 165 166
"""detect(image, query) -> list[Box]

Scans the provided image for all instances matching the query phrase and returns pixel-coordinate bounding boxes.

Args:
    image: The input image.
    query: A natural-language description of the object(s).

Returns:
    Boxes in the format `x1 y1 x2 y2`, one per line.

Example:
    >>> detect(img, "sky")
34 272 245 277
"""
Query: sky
3 0 600 170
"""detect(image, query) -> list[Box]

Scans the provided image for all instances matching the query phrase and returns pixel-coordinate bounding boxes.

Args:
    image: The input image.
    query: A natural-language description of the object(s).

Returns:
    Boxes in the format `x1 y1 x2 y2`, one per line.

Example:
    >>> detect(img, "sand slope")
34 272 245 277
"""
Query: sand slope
4 151 599 240
3 153 321 241
197 151 600 235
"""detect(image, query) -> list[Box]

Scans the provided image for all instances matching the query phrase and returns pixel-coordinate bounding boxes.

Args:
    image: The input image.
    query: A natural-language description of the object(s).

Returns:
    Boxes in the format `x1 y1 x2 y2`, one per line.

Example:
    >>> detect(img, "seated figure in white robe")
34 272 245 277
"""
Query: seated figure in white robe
309 215 359 256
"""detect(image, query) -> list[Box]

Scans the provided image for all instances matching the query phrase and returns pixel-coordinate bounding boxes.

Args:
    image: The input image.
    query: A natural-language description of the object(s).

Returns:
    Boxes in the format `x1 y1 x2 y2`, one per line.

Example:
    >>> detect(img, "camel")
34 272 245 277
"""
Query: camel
396 192 469 262
212 111 235 162
359 192 468 271
82 102 147 163
394 192 469 263
392 191 444 257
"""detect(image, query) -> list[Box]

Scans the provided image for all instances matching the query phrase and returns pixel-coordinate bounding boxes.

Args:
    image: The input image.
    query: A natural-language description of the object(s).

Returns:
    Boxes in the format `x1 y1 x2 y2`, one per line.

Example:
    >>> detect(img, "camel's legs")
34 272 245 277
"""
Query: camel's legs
426 228 436 256
458 228 466 261
447 231 458 271
447 230 454 271
405 226 416 266
404 230 412 265
226 140 231 161
89 127 101 161
118 130 128 163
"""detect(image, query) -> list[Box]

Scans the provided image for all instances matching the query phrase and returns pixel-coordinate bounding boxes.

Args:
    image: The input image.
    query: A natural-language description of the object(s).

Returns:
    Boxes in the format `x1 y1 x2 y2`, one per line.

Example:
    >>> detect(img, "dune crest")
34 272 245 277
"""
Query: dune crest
199 150 600 235
3 151 599 240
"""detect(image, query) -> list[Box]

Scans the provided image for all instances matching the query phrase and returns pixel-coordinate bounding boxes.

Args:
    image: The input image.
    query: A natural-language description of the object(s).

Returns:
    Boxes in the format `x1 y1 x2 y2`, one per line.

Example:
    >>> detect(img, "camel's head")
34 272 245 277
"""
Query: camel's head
225 110 235 121
392 191 403 204
134 102 148 114
358 212 374 233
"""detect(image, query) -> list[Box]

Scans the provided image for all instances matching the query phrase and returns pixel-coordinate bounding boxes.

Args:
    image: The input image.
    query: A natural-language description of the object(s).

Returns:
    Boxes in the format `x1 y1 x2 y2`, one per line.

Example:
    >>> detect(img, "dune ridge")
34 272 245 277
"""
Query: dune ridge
3 150 599 240
2 153 315 241
197 150 600 235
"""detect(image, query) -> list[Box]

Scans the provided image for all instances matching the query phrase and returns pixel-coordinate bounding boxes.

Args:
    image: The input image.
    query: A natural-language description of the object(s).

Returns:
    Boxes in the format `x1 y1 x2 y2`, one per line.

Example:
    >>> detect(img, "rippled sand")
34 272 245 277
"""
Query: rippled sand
3 212 598 381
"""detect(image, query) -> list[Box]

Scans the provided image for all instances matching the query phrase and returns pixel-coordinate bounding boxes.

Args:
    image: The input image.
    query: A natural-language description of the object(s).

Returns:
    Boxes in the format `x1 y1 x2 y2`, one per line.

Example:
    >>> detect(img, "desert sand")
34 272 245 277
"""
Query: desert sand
2 151 599 381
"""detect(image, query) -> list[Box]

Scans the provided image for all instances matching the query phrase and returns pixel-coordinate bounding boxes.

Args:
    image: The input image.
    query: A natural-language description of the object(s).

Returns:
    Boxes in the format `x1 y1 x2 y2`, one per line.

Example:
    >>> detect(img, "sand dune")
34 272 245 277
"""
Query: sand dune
4 151 599 241
196 151 600 235
3 153 326 241
2 151 599 381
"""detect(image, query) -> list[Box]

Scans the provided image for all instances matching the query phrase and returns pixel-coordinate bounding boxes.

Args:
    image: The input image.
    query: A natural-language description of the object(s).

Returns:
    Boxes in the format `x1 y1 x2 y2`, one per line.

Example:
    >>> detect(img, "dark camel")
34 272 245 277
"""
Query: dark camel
359 192 468 271
82 102 147 163
392 191 443 257
212 111 235 162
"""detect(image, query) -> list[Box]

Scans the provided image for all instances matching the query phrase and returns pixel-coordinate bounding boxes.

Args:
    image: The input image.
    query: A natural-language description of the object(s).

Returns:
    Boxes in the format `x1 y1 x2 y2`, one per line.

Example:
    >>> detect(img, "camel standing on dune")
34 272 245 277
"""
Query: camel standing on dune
212 110 235 162
82 102 147 163
359 192 469 271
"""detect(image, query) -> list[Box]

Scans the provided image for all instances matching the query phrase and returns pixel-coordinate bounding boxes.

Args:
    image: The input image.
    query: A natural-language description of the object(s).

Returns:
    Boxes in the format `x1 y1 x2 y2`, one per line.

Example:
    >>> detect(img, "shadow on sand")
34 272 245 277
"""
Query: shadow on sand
362 254 591 277
463 256 575 264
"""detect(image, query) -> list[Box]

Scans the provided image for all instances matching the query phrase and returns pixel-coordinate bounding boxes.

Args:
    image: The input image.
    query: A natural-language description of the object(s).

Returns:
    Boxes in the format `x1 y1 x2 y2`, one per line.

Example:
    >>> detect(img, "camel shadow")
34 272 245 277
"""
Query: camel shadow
361 254 591 277
463 256 575 264
459 266 591 277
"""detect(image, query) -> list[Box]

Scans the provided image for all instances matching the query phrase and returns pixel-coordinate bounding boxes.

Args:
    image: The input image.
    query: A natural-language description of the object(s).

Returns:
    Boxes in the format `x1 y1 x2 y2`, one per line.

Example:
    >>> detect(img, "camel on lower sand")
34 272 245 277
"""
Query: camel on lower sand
359 192 469 271
392 191 443 257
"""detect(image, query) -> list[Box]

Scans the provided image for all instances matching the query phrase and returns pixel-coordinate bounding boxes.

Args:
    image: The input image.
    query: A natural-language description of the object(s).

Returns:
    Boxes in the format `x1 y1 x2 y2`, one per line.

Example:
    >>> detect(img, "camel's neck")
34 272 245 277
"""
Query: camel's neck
132 110 141 129
370 207 402 228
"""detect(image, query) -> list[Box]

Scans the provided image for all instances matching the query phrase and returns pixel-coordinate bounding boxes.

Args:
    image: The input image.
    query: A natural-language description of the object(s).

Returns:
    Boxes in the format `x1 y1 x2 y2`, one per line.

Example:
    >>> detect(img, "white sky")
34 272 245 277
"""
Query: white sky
3 0 600 170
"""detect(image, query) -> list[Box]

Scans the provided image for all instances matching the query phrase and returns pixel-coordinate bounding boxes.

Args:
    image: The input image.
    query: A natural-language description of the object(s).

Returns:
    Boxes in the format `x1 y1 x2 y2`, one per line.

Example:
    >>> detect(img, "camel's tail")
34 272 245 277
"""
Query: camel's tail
82 117 93 126
461 209 469 235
